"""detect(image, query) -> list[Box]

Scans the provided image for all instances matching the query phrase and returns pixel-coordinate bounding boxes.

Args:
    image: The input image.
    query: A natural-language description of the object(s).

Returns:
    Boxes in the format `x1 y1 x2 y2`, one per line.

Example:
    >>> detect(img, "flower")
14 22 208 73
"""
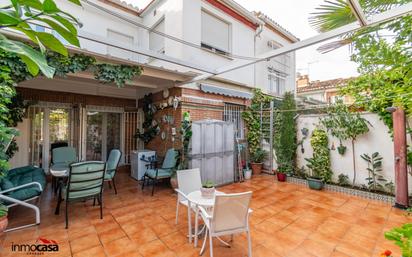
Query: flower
380 250 392 257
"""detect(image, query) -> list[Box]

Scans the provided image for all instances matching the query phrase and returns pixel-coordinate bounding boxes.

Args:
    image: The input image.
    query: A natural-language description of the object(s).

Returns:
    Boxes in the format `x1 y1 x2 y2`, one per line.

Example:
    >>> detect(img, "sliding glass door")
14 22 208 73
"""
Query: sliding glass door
86 111 121 161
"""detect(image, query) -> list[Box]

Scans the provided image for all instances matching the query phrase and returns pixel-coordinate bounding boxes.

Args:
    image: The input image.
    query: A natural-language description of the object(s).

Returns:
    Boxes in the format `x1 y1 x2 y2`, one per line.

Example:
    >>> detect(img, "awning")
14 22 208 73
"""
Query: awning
200 84 252 99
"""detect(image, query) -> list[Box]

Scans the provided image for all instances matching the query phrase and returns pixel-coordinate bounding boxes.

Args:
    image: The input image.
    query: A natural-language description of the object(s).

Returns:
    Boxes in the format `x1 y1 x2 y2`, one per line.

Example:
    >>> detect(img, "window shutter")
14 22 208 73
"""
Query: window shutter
201 11 230 52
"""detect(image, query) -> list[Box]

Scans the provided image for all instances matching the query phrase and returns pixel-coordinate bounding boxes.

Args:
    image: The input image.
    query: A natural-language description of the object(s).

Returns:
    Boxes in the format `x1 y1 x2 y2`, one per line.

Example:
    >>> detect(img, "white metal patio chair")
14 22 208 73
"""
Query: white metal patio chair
198 191 253 257
175 168 202 243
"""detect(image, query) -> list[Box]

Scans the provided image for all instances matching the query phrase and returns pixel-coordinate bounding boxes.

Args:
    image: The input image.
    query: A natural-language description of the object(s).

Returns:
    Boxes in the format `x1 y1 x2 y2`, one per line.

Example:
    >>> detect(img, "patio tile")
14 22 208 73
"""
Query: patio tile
73 245 107 257
3 172 409 257
70 232 101 253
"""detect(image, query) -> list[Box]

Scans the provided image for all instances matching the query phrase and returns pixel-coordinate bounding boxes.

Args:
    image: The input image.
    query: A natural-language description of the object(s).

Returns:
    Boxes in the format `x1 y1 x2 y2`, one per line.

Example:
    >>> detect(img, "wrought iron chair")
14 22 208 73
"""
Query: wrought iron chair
104 149 122 194
55 161 106 229
141 148 177 196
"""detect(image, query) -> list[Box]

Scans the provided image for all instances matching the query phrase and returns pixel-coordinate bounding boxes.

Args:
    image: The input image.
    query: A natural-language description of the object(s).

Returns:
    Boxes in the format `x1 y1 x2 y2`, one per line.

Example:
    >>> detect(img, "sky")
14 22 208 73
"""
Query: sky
129 0 359 81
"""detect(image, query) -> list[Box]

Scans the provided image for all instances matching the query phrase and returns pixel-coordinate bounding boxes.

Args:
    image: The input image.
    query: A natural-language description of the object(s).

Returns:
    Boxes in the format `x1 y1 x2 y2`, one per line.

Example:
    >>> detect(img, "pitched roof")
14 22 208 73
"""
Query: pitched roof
98 0 139 15
255 11 299 43
297 77 354 93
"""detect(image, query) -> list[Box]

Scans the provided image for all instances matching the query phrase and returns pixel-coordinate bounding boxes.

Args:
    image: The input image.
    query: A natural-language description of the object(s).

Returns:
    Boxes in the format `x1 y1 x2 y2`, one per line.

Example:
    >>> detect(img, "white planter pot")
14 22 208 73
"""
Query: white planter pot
200 187 215 199
244 170 252 180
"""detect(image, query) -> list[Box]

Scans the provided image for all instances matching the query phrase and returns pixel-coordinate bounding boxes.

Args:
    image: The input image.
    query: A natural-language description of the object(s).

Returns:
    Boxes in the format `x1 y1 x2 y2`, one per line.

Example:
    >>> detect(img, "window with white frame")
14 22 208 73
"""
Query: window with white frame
149 19 165 54
268 71 286 96
201 10 230 54
107 30 134 60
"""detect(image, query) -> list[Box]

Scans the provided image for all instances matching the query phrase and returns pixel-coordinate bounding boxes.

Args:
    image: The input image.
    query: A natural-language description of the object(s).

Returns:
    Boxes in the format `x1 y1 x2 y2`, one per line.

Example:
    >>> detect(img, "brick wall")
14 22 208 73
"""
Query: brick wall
139 86 249 157
17 87 136 107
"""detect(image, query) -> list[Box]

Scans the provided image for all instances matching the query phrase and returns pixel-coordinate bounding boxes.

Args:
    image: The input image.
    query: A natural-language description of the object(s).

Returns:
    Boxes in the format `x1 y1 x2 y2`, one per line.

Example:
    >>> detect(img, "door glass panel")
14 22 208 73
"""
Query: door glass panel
28 107 44 167
106 113 121 158
49 108 71 164
86 112 103 161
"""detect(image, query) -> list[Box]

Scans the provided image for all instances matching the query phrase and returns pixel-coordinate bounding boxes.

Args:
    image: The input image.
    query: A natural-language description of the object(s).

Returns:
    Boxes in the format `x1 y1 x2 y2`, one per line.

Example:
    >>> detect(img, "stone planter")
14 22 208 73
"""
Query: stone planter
250 163 263 175
0 216 8 234
307 177 324 190
200 187 215 199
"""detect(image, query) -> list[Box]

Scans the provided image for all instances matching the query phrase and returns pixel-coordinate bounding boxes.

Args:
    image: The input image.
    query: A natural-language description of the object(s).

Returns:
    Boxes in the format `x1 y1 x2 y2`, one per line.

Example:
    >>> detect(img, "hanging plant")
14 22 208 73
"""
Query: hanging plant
47 53 96 77
94 64 143 87
135 94 159 144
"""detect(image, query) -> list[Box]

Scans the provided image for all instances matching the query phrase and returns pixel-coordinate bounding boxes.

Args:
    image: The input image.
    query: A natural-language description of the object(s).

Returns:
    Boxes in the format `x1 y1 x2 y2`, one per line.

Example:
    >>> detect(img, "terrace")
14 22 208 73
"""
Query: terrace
0 171 409 257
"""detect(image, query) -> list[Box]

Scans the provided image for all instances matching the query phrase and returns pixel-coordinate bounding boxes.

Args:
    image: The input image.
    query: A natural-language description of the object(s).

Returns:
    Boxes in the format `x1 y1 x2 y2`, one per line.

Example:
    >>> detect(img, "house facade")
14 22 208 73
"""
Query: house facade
8 0 298 170
296 75 355 104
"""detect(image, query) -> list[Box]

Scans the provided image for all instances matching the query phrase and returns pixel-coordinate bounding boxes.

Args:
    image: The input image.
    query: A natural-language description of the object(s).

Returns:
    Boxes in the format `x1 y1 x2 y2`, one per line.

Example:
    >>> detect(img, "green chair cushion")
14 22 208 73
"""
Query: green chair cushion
104 171 114 180
0 178 14 190
146 168 172 179
161 149 178 169
2 166 46 203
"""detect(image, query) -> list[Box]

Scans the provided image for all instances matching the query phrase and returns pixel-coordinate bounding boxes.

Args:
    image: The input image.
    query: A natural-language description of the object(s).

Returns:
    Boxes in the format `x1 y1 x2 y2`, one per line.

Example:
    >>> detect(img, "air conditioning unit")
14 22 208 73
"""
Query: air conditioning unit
130 150 156 181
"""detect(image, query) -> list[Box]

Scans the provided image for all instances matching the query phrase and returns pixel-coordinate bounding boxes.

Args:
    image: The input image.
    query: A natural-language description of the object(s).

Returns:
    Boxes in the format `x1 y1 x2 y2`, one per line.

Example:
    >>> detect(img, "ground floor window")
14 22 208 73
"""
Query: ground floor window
223 103 245 139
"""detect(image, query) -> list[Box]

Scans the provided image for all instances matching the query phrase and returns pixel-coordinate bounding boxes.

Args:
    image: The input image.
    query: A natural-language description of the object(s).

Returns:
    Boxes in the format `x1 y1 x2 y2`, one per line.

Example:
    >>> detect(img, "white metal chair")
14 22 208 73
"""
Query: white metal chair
198 191 253 257
175 168 202 243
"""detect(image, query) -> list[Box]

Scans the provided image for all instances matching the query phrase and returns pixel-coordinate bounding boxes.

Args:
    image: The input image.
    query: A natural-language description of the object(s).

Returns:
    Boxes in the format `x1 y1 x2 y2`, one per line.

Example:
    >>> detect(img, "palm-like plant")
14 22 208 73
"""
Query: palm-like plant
309 0 409 53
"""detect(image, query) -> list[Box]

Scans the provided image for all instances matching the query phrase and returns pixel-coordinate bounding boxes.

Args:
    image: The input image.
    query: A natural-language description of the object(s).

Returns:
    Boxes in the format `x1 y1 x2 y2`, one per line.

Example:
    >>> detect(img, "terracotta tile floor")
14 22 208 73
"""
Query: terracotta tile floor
0 171 410 257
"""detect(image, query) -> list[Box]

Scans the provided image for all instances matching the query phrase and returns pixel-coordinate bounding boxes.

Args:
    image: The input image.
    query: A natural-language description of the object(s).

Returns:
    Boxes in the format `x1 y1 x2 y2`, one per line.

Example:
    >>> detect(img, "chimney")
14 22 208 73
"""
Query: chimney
296 74 309 88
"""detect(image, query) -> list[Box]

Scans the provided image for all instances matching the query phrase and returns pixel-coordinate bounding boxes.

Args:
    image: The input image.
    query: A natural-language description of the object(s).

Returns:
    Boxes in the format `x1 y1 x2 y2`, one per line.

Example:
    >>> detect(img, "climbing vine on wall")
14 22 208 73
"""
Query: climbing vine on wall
135 94 159 144
0 49 143 167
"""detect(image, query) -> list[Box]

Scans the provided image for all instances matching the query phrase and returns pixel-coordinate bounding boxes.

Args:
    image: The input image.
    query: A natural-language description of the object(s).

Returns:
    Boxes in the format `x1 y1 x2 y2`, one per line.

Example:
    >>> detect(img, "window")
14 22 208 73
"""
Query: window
268 71 286 96
201 11 230 54
149 19 165 54
107 30 134 59
223 103 245 139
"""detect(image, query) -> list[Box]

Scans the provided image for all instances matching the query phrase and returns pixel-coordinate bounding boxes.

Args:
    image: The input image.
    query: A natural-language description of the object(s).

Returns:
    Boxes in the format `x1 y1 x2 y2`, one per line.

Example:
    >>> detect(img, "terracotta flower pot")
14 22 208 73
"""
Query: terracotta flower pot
250 163 263 175
170 176 178 190
0 216 8 234
277 173 287 182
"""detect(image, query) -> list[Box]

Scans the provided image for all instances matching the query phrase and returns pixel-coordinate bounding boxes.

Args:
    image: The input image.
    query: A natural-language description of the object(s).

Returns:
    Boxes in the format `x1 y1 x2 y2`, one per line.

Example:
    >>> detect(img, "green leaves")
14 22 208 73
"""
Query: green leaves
94 64 143 87
385 223 412 257
305 128 332 182
0 0 82 77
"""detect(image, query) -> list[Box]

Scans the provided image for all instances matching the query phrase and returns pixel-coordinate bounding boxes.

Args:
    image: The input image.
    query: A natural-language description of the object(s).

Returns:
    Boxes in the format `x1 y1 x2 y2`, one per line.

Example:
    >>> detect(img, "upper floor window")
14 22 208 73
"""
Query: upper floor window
107 30 134 60
149 19 165 54
201 11 230 54
268 71 286 96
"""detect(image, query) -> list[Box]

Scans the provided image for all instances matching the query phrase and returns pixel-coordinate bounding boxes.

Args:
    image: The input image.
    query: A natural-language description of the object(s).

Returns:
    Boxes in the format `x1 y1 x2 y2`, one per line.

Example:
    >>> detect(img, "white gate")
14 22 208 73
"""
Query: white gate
189 120 235 186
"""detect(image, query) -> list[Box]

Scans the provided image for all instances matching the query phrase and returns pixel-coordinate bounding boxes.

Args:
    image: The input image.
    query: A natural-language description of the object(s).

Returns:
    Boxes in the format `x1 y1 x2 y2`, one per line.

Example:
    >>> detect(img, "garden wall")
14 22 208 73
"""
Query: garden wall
295 112 412 193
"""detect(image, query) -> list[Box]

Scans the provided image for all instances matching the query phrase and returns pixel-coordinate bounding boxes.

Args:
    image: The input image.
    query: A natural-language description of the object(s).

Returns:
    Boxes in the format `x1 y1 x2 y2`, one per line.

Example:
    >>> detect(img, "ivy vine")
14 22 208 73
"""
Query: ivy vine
0 49 143 177
135 94 159 144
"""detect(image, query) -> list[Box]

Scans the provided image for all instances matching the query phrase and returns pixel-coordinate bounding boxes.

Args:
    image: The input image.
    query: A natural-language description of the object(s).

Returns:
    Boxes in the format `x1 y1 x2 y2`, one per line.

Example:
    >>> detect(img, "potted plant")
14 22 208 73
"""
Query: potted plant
276 168 287 182
172 112 192 189
250 148 267 175
305 129 332 190
201 181 215 198
0 204 8 233
337 142 347 155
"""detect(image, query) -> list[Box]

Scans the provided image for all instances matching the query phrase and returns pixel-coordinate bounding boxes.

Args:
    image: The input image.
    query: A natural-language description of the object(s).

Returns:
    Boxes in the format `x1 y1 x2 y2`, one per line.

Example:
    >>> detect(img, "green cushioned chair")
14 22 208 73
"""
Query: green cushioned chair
55 161 105 229
0 166 46 232
50 147 77 193
141 148 178 196
104 149 122 194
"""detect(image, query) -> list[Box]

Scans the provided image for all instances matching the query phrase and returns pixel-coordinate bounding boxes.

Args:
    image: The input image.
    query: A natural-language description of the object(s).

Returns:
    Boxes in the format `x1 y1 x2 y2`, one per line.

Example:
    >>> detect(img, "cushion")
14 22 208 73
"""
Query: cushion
0 178 14 190
104 171 114 180
3 166 46 202
146 168 172 179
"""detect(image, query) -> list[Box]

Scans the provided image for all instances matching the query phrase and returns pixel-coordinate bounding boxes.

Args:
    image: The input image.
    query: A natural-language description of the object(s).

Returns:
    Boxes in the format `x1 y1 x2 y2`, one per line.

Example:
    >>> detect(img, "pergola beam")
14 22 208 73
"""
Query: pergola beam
181 2 412 85
347 0 368 26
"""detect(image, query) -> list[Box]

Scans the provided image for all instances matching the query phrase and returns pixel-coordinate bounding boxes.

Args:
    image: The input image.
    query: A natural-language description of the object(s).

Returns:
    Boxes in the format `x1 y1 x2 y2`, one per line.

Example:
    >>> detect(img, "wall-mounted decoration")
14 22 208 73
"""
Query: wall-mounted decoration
173 97 179 110
163 89 169 99
161 131 166 140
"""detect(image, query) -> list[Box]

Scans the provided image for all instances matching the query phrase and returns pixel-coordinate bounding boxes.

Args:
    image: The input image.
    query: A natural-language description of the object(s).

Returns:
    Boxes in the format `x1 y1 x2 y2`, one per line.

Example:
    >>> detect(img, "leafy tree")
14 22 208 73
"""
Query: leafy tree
273 92 297 174
311 0 412 173
321 100 370 185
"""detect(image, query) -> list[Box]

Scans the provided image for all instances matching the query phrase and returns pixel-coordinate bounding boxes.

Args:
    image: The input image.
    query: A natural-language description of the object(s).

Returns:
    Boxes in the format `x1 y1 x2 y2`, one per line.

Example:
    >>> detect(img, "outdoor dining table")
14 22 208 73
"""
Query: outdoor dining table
50 164 69 215
186 190 225 248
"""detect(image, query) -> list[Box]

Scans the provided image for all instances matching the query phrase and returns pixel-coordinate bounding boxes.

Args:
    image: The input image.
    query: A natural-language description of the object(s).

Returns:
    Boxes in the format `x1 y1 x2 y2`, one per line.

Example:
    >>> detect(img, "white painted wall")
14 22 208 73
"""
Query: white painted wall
8 119 30 168
255 26 296 96
296 113 412 193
